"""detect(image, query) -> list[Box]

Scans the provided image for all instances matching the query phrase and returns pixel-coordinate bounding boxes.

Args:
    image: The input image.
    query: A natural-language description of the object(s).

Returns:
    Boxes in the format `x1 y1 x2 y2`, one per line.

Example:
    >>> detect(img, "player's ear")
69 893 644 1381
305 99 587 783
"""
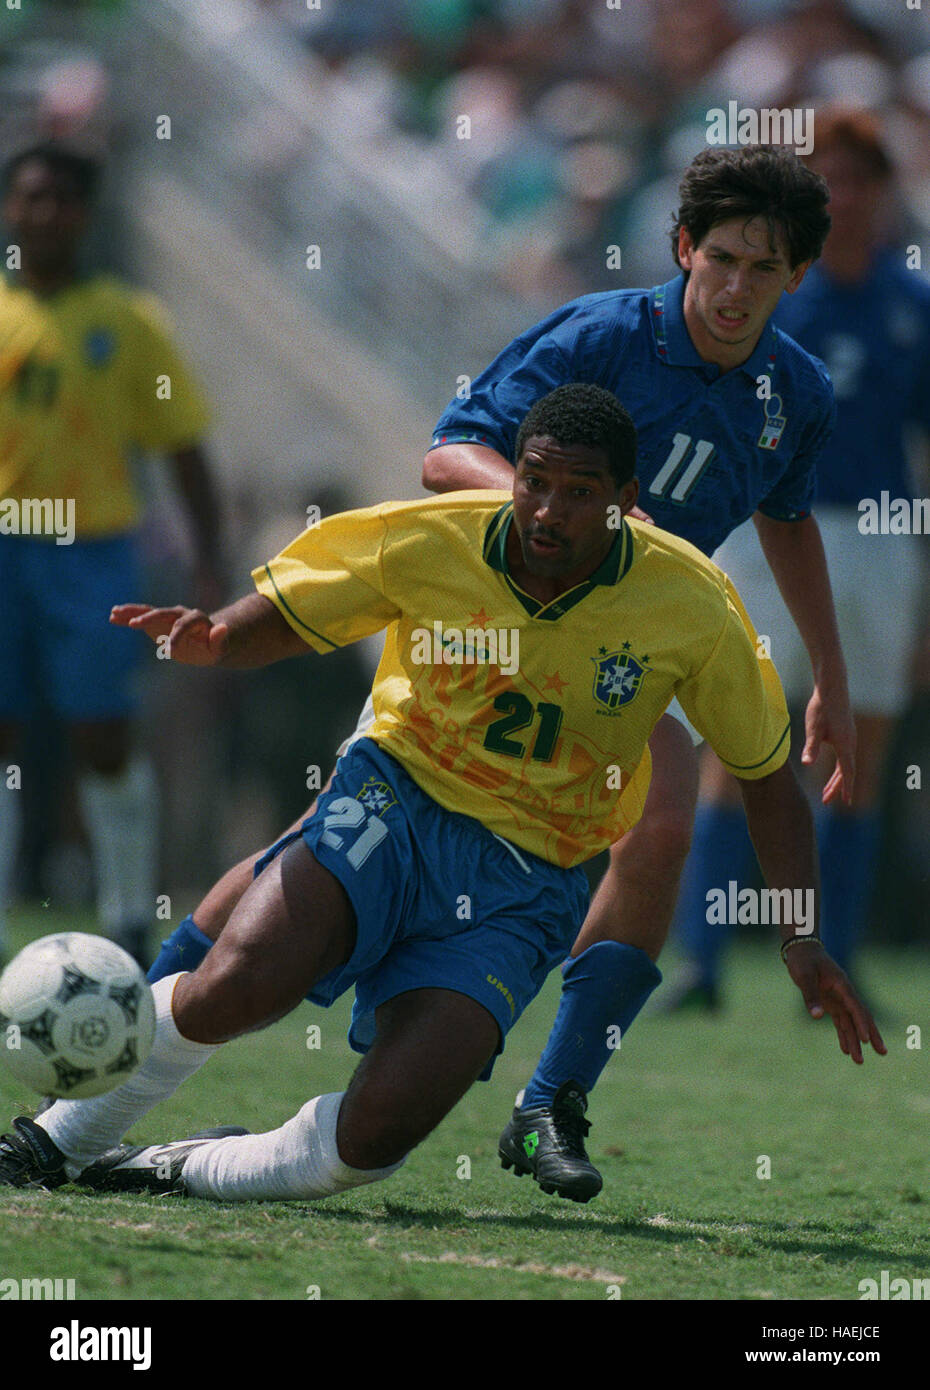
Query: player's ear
785 259 812 294
619 477 639 515
677 226 695 270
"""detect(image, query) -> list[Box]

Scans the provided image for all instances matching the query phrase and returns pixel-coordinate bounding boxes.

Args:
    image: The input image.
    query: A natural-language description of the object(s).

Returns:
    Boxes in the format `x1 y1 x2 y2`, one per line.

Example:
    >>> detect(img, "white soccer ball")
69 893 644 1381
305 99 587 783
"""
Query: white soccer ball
0 933 156 1099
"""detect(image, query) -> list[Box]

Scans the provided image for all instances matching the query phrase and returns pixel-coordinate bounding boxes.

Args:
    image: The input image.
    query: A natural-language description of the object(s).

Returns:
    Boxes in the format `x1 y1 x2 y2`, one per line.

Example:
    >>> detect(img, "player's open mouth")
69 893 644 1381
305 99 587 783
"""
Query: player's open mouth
715 307 749 328
529 535 564 555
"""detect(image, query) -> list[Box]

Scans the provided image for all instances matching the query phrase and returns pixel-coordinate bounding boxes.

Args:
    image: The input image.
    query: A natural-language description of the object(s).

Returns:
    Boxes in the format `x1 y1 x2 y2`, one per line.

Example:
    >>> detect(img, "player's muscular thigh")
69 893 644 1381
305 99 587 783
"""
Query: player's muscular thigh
337 989 501 1169
172 838 356 1043
192 771 337 942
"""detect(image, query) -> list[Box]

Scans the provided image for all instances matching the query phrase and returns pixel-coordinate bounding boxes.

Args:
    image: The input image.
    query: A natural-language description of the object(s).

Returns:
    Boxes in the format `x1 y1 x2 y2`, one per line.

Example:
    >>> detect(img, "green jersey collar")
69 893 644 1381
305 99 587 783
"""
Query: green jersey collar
482 502 633 620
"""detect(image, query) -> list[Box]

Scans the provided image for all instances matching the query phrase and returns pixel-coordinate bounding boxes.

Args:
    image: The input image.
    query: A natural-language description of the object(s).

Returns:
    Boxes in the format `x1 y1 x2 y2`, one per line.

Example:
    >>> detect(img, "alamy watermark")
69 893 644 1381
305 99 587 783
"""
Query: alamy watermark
0 1275 76 1299
49 1320 151 1370
410 621 519 677
0 497 75 545
705 101 814 157
857 492 930 534
705 881 815 932
859 1270 930 1300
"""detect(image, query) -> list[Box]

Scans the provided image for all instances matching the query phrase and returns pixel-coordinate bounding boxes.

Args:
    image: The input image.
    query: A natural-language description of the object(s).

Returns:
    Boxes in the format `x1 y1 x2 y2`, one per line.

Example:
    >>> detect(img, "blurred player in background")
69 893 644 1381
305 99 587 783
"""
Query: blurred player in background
142 145 853 1203
0 143 222 966
672 109 930 1009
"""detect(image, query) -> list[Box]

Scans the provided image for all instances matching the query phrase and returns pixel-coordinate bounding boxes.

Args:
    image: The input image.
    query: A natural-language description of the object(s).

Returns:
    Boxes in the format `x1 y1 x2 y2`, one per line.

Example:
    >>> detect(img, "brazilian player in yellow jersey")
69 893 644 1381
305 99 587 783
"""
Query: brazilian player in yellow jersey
7 385 882 1205
251 484 789 871
0 144 221 966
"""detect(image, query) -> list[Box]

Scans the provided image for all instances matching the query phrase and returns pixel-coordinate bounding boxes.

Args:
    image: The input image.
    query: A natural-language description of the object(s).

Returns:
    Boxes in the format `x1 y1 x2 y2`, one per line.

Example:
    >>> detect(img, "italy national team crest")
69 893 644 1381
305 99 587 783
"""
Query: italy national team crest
356 777 397 817
758 392 787 451
592 645 650 713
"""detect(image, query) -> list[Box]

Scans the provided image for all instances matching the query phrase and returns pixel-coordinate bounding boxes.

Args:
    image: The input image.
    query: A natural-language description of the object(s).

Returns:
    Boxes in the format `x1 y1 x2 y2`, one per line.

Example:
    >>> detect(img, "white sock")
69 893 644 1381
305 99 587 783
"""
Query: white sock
41 973 219 1173
182 1090 406 1201
77 755 158 931
0 779 22 951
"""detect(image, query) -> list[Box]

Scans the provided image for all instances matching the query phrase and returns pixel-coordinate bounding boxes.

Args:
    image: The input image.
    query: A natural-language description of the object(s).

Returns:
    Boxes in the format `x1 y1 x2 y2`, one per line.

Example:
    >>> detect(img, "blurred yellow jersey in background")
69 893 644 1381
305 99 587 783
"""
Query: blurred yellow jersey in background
254 492 791 869
0 273 209 536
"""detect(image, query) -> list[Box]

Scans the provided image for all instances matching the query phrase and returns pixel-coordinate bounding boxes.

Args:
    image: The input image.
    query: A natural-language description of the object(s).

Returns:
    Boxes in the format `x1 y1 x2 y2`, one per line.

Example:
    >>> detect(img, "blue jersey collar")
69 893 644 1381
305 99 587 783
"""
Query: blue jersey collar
651 274 779 381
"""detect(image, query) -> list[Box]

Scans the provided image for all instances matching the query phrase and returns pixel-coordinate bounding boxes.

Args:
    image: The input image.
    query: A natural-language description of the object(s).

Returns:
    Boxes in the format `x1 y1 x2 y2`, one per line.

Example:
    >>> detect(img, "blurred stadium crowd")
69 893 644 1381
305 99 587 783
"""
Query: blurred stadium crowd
8 2 930 299
2 0 930 956
274 0 930 300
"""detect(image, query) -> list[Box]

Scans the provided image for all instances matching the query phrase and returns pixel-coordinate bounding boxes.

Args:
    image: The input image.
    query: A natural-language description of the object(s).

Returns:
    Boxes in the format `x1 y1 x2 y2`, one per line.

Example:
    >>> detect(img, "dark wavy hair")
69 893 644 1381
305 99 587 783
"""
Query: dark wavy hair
515 383 637 487
670 145 831 270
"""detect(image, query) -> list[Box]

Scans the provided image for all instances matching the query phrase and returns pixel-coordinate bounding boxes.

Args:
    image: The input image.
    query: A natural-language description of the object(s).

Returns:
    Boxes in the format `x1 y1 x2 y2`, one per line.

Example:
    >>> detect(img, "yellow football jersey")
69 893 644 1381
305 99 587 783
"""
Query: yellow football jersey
0 273 209 536
254 491 790 869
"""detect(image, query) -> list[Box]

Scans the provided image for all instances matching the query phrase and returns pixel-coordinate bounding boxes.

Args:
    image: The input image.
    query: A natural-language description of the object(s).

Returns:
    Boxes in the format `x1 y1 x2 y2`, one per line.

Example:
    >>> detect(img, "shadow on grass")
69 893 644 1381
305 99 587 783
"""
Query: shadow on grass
302 1198 930 1270
3 1185 926 1274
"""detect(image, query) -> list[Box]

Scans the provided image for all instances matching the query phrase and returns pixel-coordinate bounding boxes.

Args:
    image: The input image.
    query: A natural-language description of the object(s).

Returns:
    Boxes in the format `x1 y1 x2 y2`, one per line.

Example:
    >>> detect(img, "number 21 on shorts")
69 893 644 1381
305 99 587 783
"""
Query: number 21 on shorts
319 796 389 870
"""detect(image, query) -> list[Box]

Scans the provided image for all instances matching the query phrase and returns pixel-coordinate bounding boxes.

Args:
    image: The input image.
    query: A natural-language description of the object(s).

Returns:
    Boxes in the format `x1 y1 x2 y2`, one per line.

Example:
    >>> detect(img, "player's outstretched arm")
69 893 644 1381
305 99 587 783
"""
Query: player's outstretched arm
780 939 886 1065
738 760 886 1064
752 512 855 805
110 592 307 668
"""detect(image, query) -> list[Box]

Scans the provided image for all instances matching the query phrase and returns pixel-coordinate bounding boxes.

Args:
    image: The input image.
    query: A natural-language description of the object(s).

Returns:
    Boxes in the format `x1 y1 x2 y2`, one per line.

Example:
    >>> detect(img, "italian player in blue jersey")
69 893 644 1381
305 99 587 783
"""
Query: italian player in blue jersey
87 143 852 1204
427 146 854 1201
0 386 883 1202
674 110 930 1006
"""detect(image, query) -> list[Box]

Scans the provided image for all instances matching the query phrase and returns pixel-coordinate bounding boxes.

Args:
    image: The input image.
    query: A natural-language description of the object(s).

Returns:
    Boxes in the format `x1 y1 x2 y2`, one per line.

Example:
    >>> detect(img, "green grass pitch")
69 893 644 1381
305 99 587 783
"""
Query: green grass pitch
1 907 928 1302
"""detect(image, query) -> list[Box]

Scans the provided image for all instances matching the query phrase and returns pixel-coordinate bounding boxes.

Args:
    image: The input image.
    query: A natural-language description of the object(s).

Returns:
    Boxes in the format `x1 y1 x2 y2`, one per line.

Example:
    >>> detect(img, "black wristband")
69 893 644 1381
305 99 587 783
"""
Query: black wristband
780 934 822 964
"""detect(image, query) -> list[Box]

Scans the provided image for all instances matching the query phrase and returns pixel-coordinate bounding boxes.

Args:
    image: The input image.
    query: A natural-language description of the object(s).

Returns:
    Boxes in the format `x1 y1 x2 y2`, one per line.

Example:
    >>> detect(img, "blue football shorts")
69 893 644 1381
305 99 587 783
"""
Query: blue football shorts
254 737 590 1079
0 532 144 721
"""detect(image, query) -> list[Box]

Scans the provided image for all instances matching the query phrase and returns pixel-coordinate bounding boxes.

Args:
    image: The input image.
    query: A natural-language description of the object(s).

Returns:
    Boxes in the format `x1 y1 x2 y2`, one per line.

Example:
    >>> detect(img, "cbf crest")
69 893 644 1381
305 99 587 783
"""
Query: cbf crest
592 644 650 714
356 777 397 816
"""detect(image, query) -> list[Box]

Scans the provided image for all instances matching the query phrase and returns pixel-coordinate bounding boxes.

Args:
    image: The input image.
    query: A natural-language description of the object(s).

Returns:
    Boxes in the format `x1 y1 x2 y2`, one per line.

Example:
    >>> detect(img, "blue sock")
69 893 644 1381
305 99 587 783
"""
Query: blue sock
815 810 880 974
521 941 662 1108
675 803 755 988
147 914 214 983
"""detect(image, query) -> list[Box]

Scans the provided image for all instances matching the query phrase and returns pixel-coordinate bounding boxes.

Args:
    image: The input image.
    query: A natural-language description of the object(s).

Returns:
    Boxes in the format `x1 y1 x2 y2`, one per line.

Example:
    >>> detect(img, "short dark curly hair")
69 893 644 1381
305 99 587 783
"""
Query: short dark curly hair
2 143 101 202
670 145 831 270
515 383 637 488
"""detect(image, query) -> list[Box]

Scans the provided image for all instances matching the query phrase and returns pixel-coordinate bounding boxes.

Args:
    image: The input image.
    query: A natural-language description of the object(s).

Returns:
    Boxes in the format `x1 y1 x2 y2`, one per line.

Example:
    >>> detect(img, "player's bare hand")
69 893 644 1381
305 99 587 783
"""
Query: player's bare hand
629 504 654 524
785 940 886 1063
802 683 856 806
110 603 230 666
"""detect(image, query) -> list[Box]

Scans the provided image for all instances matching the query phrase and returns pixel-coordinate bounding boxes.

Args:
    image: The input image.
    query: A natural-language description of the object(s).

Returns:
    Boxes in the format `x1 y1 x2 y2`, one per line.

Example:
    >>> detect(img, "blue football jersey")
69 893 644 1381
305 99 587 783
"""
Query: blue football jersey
430 274 835 557
772 249 930 505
